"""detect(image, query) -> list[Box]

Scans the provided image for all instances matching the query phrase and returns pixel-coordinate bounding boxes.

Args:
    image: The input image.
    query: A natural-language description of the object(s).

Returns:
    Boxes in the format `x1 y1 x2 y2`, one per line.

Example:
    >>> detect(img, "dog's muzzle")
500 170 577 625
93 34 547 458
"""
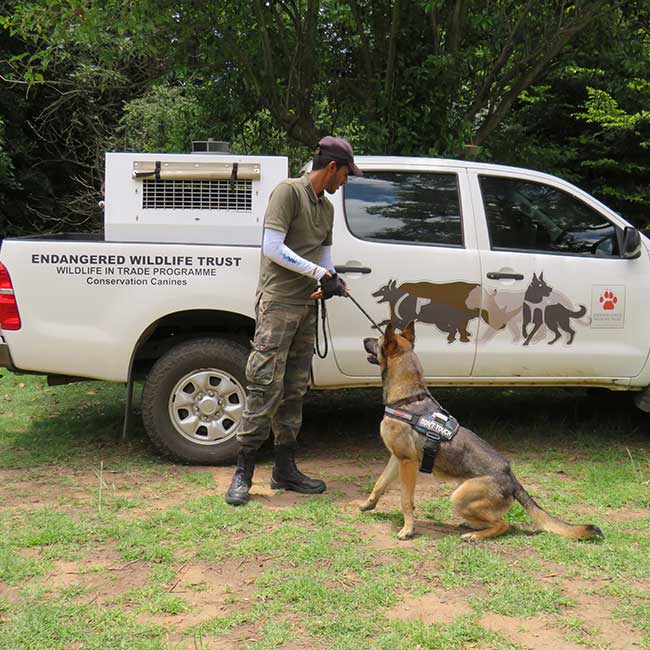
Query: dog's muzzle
363 337 379 365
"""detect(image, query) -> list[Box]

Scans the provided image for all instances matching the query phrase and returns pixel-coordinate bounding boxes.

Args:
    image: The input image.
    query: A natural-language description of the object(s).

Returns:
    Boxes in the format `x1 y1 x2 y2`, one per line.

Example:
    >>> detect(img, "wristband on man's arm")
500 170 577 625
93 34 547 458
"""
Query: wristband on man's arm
318 245 334 274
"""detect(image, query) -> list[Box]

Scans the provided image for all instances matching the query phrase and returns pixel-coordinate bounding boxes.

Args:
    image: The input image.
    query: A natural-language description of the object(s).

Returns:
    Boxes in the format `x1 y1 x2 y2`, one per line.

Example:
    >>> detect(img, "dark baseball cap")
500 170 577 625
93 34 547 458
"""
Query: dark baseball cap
315 136 363 176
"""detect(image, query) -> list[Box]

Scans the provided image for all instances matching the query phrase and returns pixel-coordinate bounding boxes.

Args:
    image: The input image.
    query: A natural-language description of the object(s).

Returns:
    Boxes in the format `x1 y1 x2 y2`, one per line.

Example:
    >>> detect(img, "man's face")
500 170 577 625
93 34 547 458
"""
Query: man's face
324 163 350 195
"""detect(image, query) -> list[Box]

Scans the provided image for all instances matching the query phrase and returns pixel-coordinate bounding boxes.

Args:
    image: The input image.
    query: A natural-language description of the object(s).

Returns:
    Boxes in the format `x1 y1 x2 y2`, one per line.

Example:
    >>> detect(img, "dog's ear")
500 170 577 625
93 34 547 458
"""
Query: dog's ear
401 320 416 346
383 323 400 357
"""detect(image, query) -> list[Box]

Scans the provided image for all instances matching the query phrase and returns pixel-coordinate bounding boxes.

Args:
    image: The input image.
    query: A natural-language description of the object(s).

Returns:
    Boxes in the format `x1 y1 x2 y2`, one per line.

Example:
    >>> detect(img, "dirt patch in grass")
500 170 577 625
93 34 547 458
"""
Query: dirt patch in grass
0 467 99 509
479 613 584 650
386 588 475 624
137 559 261 637
505 555 647 649
0 582 21 604
552 576 644 649
185 623 260 650
0 466 162 511
601 507 650 523
354 518 462 551
184 624 319 650
43 547 151 605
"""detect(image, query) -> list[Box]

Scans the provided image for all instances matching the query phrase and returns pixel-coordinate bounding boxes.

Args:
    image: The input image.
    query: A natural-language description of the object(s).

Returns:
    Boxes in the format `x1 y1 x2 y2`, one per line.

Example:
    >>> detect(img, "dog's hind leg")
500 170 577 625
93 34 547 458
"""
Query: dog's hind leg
360 454 399 512
451 476 512 542
546 323 561 344
397 459 419 540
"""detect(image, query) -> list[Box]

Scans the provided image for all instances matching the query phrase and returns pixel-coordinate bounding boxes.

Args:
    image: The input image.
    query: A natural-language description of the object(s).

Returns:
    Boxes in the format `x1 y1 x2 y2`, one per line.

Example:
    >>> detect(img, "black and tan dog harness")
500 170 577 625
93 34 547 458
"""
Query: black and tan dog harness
384 395 460 474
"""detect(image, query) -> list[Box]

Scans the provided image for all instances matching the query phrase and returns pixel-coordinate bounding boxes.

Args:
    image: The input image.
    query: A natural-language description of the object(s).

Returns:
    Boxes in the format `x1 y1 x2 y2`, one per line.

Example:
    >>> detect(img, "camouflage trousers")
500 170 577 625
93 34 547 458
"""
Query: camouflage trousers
236 299 317 450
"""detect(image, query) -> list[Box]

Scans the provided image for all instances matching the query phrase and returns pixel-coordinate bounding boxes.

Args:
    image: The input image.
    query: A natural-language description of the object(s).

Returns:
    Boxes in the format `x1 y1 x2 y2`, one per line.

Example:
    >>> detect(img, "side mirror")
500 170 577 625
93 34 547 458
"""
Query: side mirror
621 226 642 259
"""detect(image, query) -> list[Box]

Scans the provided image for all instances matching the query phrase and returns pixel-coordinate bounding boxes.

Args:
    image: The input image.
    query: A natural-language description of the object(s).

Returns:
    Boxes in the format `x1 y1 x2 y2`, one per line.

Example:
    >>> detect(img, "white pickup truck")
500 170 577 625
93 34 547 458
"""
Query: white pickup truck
1 150 649 463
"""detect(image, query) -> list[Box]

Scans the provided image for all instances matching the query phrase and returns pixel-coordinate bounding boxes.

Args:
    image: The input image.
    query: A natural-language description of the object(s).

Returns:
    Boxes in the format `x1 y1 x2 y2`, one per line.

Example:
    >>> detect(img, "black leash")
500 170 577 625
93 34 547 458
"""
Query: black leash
347 293 385 336
315 292 384 359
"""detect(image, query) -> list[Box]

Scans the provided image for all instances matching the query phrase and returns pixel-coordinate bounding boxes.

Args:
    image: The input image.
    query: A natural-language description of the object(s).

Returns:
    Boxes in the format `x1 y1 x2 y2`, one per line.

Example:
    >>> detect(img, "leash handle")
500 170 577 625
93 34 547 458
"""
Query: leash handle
314 298 329 359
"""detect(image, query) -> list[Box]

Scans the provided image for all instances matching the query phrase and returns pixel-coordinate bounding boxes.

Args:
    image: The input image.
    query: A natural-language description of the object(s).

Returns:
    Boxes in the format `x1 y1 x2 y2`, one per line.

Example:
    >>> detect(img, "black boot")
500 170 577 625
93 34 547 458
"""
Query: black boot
271 444 326 494
225 448 257 506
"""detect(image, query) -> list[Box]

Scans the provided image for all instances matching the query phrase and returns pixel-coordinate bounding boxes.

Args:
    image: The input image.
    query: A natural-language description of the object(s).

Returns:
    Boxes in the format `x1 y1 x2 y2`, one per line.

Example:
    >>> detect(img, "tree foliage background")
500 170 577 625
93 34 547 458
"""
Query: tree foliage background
1 0 649 237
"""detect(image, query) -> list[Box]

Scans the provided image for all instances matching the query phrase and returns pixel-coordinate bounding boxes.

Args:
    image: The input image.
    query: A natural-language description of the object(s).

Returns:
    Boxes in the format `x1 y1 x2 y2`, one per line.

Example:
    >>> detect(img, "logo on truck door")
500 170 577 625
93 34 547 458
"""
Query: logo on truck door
374 274 593 346
591 285 625 329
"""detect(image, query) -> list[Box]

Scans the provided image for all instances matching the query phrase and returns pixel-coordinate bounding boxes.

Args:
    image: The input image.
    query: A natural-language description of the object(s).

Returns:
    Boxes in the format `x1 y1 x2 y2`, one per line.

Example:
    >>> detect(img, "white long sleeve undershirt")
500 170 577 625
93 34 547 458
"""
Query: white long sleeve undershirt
262 228 332 280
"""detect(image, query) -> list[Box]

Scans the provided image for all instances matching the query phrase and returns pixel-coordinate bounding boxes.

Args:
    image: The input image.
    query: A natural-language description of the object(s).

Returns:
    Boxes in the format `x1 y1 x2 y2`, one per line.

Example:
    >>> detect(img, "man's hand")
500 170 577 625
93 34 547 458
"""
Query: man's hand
310 272 349 300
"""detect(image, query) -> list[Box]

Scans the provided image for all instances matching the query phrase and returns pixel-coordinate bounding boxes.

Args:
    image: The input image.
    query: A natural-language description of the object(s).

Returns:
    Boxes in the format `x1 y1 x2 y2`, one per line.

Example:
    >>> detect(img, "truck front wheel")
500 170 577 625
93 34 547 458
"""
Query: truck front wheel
142 337 249 464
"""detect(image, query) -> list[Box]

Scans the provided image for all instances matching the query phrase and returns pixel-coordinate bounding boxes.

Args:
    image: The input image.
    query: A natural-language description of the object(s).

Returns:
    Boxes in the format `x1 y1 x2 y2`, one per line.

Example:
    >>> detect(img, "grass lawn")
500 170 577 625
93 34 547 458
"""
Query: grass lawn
0 372 648 649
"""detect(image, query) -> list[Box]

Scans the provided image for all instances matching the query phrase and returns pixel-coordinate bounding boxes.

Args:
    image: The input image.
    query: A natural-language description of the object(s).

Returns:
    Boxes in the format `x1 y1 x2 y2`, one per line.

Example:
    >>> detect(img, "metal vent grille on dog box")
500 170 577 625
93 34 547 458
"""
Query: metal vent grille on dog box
103 153 288 245
142 179 253 211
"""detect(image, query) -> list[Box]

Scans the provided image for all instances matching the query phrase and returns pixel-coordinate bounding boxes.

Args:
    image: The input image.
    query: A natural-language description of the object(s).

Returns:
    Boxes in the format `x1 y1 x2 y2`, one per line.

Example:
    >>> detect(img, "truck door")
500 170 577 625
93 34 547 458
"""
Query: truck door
325 164 482 379
469 170 650 379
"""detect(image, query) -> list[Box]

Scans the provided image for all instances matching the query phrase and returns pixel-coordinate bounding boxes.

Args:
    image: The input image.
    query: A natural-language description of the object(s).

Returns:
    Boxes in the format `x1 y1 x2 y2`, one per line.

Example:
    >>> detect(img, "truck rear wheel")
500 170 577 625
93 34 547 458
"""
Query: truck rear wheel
142 337 249 464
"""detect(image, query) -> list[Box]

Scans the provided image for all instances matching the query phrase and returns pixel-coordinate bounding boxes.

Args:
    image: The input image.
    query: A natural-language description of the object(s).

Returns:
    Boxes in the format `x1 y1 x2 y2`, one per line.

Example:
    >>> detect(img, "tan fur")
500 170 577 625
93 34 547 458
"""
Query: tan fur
362 322 603 542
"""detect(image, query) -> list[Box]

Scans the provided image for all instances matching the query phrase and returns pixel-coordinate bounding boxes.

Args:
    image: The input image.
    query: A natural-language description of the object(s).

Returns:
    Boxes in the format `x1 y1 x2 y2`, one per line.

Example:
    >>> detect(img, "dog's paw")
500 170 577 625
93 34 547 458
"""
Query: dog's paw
359 499 376 512
397 527 414 540
460 531 481 543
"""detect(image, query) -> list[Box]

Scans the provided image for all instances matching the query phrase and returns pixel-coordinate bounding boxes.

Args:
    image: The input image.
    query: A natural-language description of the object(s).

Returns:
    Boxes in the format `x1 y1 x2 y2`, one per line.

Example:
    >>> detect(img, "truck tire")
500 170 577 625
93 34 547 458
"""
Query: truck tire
142 337 249 464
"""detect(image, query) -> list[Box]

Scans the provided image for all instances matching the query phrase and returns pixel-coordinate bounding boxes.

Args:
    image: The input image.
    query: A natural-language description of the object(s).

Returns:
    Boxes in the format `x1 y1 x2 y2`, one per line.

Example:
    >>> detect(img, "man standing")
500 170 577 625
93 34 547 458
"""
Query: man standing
225 136 363 506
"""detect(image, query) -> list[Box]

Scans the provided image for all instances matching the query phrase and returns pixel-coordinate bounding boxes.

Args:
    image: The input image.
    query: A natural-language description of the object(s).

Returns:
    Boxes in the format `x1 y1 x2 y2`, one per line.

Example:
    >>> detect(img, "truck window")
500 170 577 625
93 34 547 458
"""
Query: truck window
479 175 619 257
343 172 463 247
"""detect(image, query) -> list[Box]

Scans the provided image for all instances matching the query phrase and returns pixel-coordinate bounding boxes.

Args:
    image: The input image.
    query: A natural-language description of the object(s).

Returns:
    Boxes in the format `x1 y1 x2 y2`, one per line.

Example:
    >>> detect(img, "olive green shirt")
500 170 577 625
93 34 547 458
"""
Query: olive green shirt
257 174 334 305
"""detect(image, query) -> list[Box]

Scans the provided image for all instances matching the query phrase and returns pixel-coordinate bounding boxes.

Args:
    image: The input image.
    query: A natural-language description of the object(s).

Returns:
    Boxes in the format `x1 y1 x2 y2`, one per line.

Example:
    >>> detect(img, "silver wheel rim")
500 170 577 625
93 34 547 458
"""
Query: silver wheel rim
168 368 246 445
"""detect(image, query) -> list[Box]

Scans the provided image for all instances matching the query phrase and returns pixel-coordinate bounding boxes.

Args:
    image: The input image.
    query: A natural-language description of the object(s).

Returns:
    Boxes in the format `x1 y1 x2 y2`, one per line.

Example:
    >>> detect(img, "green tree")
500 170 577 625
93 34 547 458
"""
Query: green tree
1 0 183 231
486 3 650 231
119 85 208 153
2 0 648 233
0 115 15 190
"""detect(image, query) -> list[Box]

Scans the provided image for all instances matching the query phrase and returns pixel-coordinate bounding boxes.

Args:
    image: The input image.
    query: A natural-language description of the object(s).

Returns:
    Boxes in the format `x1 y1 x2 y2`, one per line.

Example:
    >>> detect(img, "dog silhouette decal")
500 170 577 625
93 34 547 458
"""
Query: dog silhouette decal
522 272 587 345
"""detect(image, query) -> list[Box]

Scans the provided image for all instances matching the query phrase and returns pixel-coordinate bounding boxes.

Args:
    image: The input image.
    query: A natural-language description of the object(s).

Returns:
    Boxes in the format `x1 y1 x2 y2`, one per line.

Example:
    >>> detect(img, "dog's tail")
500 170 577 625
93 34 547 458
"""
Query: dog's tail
569 305 587 319
513 482 602 539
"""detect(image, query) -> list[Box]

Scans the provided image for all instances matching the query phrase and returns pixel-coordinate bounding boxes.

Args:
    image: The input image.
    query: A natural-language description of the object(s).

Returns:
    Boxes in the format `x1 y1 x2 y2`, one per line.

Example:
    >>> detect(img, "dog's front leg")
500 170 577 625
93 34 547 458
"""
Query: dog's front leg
360 454 399 511
397 459 418 540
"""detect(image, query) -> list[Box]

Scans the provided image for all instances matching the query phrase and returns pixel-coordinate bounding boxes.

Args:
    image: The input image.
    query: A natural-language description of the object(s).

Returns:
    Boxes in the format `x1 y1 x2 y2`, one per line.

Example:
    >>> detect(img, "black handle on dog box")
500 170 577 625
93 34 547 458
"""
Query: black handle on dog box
487 272 524 280
335 265 372 274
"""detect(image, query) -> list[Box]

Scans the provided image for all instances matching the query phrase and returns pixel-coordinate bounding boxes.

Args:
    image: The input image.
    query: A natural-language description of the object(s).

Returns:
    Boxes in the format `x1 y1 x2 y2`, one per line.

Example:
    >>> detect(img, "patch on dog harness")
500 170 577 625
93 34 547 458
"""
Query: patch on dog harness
384 405 459 474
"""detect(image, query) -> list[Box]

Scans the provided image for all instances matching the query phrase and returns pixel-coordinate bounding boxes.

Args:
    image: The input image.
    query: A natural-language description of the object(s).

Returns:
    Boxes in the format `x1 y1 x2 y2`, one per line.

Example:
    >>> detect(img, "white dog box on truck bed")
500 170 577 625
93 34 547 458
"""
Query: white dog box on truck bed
104 153 288 245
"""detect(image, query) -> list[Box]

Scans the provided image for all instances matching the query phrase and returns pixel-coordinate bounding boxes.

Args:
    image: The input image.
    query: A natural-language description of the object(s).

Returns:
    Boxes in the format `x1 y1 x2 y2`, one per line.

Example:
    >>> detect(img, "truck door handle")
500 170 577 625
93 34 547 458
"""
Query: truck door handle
335 265 372 274
487 272 524 280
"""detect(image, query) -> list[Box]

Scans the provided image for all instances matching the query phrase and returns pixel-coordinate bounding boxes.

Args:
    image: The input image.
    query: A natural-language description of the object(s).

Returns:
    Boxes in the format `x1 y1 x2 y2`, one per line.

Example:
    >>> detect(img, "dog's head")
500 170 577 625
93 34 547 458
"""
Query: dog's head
363 321 415 368
371 279 399 304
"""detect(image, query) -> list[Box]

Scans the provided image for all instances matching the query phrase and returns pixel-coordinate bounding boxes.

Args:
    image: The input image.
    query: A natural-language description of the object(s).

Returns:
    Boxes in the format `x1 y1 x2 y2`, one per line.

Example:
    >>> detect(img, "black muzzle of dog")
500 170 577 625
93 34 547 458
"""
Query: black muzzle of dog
364 337 379 365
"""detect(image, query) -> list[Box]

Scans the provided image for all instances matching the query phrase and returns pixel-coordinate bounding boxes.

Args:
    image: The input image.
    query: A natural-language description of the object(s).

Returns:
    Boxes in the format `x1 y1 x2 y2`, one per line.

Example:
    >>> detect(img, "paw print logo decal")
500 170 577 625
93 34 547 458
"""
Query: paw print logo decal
599 289 618 311
592 285 624 328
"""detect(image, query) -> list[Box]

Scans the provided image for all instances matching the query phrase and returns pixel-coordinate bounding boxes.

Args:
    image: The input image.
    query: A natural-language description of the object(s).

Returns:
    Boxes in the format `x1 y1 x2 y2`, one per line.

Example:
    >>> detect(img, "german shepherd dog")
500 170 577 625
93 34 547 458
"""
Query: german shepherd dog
362 321 602 542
